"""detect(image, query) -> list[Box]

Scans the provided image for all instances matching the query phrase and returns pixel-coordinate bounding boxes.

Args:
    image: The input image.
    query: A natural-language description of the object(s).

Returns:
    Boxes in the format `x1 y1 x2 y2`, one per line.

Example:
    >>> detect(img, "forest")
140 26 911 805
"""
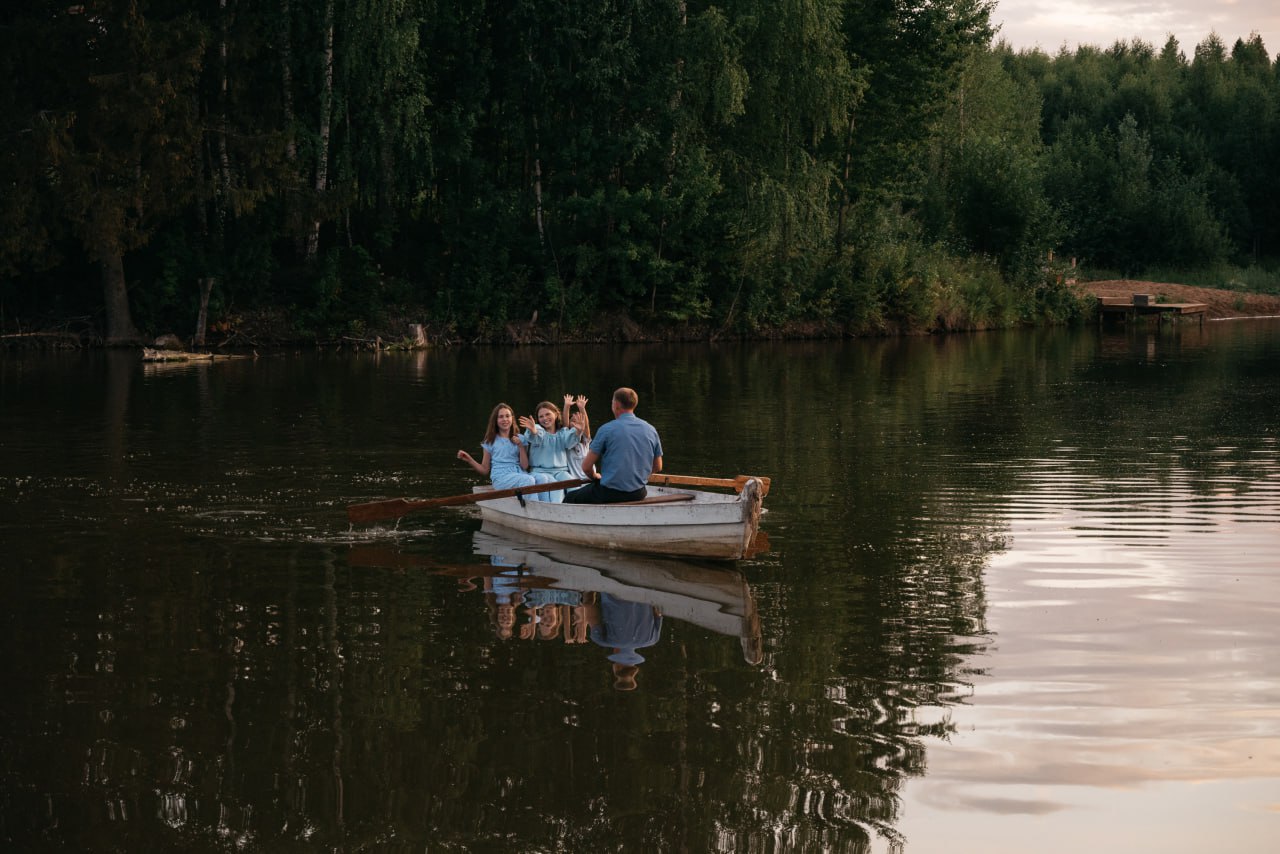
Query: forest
1 1 1277 345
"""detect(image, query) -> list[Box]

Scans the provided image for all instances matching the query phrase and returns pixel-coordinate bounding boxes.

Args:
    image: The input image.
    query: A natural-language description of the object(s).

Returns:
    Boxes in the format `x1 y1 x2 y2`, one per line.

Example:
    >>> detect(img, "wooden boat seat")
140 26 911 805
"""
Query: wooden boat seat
604 493 696 507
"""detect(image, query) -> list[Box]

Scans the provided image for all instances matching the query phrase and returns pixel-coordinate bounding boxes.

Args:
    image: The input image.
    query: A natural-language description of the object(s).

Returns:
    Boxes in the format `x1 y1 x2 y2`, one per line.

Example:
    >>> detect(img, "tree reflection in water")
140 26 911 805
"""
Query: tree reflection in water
0 344 1009 852
0 515 995 853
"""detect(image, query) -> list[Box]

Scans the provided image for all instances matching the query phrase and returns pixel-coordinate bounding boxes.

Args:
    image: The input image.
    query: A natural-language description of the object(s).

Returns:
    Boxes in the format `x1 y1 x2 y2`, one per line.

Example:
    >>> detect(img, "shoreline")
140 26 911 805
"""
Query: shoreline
6 280 1280 350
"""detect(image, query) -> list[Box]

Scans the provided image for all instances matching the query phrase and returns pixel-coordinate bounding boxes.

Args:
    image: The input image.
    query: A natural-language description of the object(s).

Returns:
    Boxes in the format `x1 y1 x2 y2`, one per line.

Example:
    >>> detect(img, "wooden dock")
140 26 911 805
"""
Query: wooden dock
1096 295 1207 326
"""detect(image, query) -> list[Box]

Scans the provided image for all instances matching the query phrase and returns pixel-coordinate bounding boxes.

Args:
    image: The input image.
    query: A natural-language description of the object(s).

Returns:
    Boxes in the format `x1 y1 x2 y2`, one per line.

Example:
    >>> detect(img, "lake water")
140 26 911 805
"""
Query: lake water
2 320 1278 852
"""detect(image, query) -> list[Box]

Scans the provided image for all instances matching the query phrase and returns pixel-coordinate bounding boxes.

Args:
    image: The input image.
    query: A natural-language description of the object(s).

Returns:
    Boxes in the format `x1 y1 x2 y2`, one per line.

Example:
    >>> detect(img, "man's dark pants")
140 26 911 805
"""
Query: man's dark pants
563 482 647 504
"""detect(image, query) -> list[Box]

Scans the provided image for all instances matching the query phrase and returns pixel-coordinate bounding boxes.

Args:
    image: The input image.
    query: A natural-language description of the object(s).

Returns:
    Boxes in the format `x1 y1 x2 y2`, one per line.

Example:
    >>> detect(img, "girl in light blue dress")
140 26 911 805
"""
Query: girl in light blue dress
457 402 555 499
518 398 582 502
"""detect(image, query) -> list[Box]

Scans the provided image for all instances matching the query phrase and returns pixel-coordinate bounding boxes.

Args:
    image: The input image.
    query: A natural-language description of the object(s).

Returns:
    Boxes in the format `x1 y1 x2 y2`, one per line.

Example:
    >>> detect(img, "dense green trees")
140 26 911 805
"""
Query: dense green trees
1 2 1277 343
2 1 206 342
1005 33 1280 278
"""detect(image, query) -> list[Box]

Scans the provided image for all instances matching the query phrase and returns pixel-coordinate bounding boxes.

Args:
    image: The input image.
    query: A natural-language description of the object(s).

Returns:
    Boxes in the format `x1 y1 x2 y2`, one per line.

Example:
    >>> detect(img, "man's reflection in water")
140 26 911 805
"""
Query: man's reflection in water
583 593 662 692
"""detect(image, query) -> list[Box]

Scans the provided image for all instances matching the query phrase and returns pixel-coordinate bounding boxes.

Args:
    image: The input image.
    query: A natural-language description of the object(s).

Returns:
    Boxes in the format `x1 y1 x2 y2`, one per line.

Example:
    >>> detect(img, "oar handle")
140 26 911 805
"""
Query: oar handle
648 474 771 497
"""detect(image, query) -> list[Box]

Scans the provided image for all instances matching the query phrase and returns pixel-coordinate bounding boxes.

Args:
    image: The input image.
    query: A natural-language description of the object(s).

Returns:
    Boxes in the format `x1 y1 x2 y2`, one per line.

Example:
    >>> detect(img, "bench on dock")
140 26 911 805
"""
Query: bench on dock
1096 294 1206 326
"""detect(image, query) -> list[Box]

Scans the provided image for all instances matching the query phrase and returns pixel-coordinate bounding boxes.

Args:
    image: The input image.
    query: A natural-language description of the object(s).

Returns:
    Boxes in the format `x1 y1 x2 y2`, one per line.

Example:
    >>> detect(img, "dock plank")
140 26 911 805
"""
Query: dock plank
1096 297 1207 325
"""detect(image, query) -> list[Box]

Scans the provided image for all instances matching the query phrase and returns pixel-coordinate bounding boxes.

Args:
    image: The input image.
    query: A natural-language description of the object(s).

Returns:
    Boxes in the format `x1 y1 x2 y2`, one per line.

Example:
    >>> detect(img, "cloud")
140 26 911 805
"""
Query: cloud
992 0 1280 54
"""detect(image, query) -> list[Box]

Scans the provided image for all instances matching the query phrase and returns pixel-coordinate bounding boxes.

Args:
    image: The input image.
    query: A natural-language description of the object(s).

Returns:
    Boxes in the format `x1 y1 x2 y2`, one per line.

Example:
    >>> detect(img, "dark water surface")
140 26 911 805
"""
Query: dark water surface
2 322 1278 852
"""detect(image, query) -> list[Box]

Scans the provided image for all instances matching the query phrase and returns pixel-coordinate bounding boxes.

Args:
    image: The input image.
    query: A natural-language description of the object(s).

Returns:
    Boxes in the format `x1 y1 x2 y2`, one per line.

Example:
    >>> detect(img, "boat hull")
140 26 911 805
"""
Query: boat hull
473 478 765 560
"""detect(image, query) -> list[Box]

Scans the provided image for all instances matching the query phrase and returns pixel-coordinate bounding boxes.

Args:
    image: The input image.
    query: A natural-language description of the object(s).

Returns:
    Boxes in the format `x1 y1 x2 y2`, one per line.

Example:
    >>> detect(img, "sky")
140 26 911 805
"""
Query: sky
991 0 1280 56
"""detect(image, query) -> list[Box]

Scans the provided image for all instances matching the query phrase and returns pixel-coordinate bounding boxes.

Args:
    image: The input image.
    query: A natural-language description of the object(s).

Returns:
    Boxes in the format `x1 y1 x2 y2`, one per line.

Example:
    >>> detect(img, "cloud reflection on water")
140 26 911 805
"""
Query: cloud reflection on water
892 451 1280 851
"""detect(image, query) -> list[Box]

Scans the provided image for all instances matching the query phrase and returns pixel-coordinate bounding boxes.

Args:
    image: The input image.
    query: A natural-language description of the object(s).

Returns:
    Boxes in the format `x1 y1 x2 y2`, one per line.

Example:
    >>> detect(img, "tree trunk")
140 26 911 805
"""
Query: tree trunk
307 0 335 262
532 110 546 245
652 1 687 316
189 0 231 350
280 0 307 259
194 277 215 347
279 0 297 166
218 0 232 199
101 251 141 345
836 115 855 251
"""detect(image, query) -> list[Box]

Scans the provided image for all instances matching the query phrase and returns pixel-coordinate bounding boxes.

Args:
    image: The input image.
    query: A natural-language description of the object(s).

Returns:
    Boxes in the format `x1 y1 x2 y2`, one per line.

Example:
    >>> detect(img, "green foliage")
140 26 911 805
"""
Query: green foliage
935 254 1019 328
923 49 1058 279
299 245 393 337
131 227 202 334
4 3 1278 341
839 203 932 329
1030 259 1091 323
1042 112 1235 274
840 0 994 203
1014 30 1280 276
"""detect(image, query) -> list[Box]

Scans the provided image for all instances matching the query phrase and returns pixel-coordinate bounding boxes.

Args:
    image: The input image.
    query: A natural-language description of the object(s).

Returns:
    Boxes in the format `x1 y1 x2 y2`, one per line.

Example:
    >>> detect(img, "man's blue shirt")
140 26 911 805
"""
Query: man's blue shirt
590 412 663 492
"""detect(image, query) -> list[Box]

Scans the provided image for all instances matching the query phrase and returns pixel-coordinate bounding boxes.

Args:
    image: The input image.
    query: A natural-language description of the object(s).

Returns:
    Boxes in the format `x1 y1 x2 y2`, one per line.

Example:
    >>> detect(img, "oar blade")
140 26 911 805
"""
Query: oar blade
347 498 415 525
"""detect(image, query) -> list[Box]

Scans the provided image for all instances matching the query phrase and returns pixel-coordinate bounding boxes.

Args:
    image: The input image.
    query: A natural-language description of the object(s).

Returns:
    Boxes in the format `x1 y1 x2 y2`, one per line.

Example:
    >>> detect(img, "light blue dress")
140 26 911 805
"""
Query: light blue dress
522 426 580 502
482 438 554 501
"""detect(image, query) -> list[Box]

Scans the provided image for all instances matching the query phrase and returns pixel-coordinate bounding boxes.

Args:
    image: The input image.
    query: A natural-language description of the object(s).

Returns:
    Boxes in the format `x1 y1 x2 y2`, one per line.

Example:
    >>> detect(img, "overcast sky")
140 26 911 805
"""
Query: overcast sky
991 0 1280 56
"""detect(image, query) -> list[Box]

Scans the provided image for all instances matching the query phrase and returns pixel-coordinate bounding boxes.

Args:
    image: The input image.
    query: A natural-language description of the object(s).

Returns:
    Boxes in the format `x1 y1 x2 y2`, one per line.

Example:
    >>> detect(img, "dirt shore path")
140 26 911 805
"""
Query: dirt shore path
1078 280 1280 319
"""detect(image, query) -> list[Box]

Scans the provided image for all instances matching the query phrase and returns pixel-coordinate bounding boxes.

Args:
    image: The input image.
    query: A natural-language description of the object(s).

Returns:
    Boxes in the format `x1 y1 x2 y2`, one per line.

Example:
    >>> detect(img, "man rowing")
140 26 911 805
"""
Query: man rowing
563 387 663 504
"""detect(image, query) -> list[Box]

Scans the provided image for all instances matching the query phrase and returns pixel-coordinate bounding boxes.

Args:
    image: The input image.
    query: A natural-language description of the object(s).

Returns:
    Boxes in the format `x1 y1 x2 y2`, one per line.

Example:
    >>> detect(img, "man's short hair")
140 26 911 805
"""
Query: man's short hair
613 387 638 410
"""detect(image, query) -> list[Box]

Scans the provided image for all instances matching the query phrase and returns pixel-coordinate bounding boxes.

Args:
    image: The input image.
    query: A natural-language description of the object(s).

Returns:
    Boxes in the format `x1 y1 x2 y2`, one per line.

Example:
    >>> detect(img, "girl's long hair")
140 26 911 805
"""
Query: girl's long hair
483 403 515 444
535 400 564 431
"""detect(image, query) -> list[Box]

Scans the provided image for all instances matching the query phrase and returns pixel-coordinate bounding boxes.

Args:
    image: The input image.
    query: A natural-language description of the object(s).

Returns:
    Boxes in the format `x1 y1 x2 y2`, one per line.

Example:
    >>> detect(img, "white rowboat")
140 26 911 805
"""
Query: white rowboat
471 477 766 560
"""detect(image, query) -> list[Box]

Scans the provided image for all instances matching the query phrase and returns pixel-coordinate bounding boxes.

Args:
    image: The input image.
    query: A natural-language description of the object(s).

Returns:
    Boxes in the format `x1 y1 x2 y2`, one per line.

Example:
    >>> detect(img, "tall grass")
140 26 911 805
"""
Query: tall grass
1080 263 1280 295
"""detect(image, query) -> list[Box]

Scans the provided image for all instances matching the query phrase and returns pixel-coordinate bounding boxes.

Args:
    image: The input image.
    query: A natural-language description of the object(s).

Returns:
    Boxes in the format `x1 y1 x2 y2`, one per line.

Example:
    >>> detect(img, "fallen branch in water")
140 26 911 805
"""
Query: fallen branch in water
141 348 256 362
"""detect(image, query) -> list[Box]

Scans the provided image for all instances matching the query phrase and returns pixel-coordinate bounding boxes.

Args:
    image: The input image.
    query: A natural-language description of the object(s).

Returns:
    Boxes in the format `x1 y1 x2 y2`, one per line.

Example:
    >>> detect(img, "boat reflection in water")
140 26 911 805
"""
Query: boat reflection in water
470 522 763 688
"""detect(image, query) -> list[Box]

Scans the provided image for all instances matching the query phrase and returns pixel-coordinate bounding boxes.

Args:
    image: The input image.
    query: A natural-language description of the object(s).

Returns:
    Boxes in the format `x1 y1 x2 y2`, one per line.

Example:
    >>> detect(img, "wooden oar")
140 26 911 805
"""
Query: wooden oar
347 478 590 525
648 473 771 497
345 546 476 573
